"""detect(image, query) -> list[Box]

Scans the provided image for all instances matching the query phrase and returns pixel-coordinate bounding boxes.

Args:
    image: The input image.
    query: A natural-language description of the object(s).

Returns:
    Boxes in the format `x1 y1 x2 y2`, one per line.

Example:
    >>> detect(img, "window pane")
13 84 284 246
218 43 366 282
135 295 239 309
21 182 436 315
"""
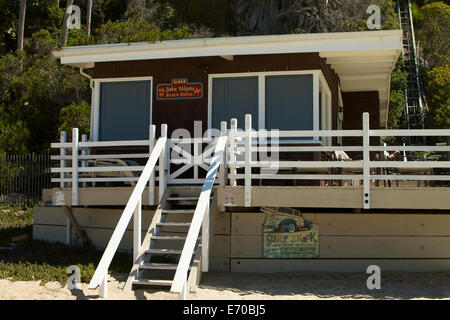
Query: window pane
212 77 258 130
265 74 313 132
99 80 151 141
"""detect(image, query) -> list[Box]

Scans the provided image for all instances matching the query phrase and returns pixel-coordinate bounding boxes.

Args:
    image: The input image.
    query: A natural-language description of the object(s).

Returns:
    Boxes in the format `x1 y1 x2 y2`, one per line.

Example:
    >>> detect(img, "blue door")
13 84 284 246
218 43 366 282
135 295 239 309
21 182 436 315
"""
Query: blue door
99 80 151 141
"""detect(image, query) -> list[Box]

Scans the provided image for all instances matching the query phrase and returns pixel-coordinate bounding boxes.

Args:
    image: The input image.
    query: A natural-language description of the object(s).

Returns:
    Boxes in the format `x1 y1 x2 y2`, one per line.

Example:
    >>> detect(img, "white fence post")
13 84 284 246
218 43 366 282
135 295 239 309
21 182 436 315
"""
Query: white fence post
60 131 71 245
149 125 156 205
202 200 210 272
159 124 168 202
230 118 237 187
81 134 88 188
220 121 227 186
99 273 108 299
133 197 142 262
72 128 79 206
245 114 252 207
362 113 370 209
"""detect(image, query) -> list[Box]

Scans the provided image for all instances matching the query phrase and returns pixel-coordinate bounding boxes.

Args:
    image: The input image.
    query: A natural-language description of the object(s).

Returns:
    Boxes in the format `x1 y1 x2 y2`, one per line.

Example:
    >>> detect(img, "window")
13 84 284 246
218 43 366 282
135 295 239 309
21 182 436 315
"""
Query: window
209 71 330 143
95 78 152 141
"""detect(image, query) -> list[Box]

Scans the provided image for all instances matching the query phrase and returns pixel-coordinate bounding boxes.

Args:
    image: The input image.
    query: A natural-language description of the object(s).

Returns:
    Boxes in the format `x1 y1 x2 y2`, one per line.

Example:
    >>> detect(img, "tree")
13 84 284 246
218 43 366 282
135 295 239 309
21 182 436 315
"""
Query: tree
86 0 92 36
61 0 74 46
425 65 450 129
17 0 26 50
418 2 450 69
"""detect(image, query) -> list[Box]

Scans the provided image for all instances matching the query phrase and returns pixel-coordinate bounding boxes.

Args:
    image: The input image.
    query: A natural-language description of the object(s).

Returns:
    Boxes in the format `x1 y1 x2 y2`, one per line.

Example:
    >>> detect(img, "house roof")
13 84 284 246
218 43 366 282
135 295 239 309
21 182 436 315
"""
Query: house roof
54 30 403 127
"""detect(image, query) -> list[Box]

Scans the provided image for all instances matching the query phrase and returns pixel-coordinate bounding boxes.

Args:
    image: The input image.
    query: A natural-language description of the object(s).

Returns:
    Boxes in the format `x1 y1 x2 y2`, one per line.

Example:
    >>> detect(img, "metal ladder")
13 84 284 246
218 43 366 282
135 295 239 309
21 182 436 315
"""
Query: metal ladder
397 0 428 144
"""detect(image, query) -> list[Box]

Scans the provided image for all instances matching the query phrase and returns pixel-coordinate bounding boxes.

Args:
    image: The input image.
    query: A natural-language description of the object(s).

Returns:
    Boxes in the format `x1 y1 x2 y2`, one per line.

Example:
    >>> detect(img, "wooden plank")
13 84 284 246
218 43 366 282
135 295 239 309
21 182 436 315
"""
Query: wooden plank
230 212 450 237
210 235 230 258
62 206 89 246
231 235 450 259
230 258 450 273
51 187 160 206
315 214 450 236
218 186 363 208
211 211 230 235
210 257 230 272
218 186 450 210
42 189 53 202
320 236 450 258
33 207 155 230
33 224 147 252
371 188 450 210
231 235 262 258
231 212 265 235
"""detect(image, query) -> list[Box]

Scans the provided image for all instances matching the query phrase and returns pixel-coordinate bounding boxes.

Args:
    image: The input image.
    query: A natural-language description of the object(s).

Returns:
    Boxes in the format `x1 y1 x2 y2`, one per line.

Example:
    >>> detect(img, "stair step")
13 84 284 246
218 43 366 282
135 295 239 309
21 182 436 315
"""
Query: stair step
132 279 173 287
145 248 183 254
151 235 202 242
151 235 187 240
156 222 191 227
162 209 195 214
167 196 213 201
139 262 191 270
145 248 197 255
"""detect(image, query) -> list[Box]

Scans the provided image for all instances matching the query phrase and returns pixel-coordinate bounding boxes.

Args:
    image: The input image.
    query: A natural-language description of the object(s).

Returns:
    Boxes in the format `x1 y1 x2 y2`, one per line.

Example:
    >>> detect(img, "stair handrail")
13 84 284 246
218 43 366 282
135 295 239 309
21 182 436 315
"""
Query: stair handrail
170 135 228 297
88 133 167 294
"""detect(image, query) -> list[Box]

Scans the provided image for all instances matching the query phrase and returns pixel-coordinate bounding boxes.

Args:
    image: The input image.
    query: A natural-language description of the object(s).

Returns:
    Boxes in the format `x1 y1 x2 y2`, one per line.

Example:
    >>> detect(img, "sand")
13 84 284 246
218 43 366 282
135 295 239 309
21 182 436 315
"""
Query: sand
0 271 449 300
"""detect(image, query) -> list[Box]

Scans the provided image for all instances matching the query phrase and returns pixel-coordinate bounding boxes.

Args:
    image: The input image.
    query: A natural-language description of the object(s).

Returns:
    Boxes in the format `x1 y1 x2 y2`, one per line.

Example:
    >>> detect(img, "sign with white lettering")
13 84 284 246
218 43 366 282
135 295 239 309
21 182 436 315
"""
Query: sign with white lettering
157 78 203 100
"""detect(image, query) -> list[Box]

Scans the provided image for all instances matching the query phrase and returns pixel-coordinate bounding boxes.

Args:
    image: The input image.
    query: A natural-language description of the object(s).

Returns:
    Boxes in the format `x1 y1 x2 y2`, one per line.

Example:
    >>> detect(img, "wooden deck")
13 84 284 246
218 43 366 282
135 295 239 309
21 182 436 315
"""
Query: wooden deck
45 185 450 210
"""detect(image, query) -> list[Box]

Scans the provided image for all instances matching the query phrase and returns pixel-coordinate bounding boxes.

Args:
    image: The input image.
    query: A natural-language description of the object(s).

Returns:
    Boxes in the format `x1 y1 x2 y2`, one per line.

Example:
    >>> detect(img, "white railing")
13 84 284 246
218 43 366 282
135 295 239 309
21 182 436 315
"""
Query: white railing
51 126 163 206
170 134 228 299
228 113 450 208
86 124 168 298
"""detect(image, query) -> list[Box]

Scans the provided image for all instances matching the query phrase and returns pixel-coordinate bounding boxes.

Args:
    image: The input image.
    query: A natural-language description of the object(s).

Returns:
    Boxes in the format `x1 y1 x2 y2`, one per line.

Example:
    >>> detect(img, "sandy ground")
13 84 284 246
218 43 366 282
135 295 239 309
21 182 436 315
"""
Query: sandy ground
0 271 449 300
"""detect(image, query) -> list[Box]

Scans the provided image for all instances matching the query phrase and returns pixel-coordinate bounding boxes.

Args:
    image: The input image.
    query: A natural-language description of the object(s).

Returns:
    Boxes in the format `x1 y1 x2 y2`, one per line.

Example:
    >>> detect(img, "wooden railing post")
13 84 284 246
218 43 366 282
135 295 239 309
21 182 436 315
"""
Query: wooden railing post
149 125 156 205
81 134 88 188
60 131 71 245
220 121 228 186
99 273 108 299
133 197 142 262
245 114 252 207
362 113 370 209
72 128 79 206
202 200 210 272
230 118 237 187
159 124 168 202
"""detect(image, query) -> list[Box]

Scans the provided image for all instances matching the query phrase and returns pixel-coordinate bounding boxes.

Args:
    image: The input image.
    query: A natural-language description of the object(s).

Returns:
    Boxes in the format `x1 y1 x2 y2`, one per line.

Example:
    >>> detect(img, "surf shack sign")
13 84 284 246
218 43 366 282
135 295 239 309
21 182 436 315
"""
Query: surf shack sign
157 78 203 100
261 207 319 258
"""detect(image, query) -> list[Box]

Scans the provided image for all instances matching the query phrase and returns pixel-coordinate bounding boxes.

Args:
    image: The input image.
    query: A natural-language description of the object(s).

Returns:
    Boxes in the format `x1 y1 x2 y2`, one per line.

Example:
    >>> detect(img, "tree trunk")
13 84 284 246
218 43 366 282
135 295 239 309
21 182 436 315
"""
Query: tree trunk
17 0 27 50
61 0 74 46
86 0 92 36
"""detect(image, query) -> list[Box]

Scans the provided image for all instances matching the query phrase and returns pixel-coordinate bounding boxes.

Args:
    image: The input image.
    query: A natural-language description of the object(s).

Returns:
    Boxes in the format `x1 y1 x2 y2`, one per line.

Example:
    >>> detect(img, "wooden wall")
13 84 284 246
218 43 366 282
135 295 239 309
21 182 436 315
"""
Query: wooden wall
93 53 340 137
212 208 450 272
34 206 450 272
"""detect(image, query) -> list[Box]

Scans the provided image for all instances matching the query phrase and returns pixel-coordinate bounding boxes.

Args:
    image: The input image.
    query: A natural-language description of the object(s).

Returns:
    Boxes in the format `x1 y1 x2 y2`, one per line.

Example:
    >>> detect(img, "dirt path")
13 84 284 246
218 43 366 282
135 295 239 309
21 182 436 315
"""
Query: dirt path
0 271 449 300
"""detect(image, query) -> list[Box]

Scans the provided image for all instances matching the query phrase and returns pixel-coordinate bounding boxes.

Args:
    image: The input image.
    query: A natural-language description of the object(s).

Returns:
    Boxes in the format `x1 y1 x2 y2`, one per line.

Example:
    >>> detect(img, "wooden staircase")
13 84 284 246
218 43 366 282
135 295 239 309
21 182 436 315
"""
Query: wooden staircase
124 186 212 292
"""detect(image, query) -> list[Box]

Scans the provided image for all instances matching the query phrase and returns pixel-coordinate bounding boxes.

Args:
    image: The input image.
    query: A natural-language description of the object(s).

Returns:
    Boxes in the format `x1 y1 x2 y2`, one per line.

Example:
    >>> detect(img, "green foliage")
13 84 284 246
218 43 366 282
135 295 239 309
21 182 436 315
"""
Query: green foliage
59 101 91 138
418 2 450 69
0 206 33 246
425 65 450 129
96 18 192 44
388 56 408 129
381 0 401 30
0 205 131 285
0 30 90 153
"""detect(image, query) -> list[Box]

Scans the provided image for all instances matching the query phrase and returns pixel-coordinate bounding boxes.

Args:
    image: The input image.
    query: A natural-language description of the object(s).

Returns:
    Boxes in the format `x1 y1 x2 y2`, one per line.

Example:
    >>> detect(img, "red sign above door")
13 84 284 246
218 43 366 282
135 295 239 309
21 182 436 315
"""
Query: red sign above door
157 78 203 100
